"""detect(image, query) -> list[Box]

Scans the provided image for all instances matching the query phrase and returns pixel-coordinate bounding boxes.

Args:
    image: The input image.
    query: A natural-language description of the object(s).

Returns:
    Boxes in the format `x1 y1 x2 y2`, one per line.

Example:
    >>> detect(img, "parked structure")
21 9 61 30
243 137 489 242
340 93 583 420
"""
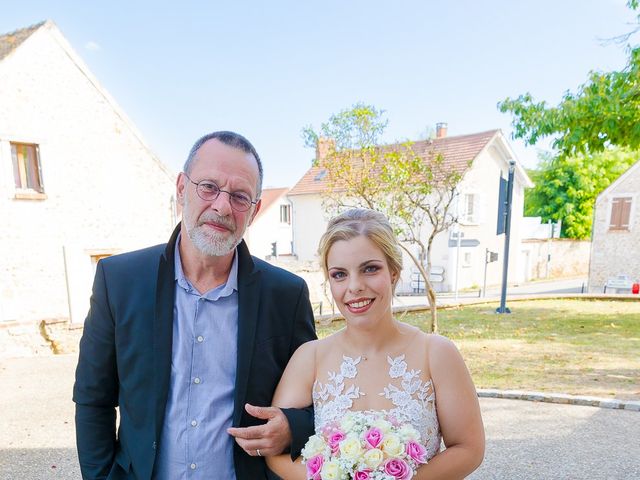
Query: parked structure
287 129 533 294
588 159 640 293
0 21 176 324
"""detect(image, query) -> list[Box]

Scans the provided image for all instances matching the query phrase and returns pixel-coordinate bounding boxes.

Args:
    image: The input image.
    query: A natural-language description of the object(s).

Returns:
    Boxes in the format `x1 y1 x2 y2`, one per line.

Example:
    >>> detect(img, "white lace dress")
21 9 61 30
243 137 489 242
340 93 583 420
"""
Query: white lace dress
312 354 442 460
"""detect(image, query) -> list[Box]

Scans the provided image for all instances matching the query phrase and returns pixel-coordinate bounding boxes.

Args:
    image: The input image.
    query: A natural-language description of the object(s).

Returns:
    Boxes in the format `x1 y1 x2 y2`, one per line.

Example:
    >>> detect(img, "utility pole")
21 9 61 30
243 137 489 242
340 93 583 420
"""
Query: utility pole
497 160 516 314
483 248 489 298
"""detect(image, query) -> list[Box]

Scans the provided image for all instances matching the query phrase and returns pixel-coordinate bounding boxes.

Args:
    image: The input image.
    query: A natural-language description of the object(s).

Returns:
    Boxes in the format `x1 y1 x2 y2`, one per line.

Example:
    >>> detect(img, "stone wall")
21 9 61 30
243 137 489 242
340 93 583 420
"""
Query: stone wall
521 239 591 281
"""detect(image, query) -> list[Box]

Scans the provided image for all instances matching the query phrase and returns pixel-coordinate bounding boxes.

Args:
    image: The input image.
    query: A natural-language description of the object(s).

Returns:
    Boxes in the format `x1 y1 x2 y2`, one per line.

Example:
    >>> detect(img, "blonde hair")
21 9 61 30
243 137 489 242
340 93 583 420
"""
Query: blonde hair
318 208 403 288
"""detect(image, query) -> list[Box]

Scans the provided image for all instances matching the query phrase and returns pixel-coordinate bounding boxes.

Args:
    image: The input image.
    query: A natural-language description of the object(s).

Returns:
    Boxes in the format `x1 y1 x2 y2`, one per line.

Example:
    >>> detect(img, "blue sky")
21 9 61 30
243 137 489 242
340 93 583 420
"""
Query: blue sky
2 1 636 188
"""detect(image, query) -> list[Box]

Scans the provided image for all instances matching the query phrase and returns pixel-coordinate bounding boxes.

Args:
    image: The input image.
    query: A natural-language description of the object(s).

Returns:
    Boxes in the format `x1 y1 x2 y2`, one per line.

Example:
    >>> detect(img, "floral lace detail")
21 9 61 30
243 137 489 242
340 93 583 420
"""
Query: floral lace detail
312 354 441 459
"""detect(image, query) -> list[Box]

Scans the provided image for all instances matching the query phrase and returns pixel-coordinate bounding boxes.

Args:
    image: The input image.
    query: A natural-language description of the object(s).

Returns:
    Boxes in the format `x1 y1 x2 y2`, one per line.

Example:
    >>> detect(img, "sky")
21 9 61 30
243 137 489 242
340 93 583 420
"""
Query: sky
2 0 637 189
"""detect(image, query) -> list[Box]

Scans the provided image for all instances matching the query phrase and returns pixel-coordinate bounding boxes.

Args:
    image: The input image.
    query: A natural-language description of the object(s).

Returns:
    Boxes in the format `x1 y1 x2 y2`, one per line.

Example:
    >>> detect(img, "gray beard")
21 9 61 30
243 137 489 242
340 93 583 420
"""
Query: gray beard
188 224 240 257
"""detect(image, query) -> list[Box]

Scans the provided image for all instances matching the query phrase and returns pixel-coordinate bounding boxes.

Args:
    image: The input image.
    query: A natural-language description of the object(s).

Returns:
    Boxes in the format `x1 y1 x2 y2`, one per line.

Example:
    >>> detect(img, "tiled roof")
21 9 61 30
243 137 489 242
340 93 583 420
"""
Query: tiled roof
254 187 288 221
288 130 499 196
0 21 46 61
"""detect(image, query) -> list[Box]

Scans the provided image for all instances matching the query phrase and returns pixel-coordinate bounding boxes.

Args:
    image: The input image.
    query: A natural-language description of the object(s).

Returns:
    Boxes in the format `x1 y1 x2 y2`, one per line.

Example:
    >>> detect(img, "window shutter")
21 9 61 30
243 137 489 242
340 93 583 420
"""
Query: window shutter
610 198 621 229
620 198 632 229
610 197 632 230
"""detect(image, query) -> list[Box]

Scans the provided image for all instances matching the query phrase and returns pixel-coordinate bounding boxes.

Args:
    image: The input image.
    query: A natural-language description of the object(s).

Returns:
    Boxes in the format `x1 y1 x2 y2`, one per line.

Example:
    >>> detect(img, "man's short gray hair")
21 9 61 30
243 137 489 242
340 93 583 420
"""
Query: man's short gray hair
183 131 263 199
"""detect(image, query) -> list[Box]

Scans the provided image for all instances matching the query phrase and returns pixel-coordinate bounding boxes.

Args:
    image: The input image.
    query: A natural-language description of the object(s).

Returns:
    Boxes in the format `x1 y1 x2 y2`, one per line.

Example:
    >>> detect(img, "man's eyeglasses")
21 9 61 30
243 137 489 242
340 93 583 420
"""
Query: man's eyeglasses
184 173 258 212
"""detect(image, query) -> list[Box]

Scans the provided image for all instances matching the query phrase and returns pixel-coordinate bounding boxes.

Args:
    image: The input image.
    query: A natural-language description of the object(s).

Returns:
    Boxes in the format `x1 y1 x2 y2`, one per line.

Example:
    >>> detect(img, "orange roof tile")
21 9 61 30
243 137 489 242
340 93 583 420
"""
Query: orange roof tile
289 130 499 196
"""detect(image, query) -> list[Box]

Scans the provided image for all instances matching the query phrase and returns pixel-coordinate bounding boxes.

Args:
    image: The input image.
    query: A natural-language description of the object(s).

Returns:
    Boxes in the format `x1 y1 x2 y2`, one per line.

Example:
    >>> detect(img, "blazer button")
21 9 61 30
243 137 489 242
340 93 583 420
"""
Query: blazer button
152 441 157 450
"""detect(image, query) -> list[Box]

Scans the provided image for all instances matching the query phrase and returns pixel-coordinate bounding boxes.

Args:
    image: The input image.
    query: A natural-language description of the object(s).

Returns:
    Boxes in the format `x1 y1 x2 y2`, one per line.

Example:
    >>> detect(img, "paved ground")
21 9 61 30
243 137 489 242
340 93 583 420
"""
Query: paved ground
1 353 639 479
393 276 589 309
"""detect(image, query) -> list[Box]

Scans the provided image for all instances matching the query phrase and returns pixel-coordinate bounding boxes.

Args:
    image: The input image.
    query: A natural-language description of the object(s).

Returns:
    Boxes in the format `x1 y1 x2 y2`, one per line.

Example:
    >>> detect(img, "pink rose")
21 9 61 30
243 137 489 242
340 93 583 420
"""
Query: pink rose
384 458 412 480
364 427 383 449
355 469 372 480
406 440 428 464
306 454 324 480
328 431 346 454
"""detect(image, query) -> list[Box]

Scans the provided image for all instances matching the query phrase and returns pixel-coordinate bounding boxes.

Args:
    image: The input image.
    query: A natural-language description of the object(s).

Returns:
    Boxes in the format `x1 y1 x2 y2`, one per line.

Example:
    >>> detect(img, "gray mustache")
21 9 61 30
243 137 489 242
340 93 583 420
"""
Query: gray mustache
198 213 235 231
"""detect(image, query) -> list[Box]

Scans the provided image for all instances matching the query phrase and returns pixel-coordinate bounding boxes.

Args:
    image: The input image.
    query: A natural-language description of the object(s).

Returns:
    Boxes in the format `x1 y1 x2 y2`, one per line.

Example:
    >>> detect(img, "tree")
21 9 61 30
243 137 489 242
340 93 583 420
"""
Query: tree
500 1 640 239
524 148 637 239
498 2 640 157
302 103 466 333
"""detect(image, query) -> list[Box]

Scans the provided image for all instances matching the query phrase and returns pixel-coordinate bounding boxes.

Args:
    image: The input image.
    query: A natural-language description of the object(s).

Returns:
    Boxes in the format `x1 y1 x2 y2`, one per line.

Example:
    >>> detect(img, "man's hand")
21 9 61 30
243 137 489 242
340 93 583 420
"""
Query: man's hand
227 404 292 457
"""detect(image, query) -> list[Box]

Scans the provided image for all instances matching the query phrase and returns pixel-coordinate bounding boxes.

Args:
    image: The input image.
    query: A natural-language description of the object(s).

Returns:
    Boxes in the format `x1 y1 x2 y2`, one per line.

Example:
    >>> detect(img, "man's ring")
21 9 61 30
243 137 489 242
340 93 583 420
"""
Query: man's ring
256 449 261 457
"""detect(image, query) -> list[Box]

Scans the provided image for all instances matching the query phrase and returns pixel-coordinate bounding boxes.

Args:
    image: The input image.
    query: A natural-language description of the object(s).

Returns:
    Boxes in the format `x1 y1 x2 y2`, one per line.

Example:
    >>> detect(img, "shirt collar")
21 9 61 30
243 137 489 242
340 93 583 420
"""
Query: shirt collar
174 232 239 298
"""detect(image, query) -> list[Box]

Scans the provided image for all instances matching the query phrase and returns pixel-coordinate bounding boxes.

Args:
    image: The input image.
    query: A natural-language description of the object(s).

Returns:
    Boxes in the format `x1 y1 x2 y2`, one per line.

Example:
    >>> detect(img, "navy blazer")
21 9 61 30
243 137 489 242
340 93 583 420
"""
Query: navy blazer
73 225 317 479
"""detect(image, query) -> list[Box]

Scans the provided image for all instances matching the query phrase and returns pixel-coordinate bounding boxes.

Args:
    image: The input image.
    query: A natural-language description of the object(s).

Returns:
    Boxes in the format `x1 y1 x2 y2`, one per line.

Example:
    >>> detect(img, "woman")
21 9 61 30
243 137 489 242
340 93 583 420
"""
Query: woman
267 208 484 479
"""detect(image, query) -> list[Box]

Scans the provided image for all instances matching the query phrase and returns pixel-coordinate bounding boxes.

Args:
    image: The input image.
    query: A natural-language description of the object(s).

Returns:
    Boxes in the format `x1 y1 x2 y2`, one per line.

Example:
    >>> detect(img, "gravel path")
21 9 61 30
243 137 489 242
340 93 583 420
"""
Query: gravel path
1 354 638 479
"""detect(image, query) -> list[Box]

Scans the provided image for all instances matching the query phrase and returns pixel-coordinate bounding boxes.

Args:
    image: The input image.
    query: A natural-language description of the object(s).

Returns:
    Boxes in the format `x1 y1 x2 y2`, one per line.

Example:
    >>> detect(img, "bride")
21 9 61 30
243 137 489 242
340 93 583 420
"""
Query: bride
266 208 484 479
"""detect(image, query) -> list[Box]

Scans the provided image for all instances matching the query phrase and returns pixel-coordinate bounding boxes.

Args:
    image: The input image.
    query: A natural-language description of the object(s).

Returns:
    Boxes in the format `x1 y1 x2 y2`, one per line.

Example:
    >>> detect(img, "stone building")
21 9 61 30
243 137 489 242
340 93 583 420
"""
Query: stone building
0 21 176 324
588 159 640 293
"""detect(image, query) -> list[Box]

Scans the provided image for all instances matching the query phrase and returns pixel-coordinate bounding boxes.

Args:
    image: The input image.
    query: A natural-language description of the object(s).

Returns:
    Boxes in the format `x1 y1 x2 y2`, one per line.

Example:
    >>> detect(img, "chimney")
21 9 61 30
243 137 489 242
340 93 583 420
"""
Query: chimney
316 137 335 164
436 122 448 138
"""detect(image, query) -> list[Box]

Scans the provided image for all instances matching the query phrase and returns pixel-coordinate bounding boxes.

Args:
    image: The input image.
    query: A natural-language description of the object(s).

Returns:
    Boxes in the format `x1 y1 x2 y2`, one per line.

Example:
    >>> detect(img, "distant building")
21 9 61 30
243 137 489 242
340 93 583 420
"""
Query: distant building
588 159 640 292
287 129 533 293
244 187 293 260
0 21 176 324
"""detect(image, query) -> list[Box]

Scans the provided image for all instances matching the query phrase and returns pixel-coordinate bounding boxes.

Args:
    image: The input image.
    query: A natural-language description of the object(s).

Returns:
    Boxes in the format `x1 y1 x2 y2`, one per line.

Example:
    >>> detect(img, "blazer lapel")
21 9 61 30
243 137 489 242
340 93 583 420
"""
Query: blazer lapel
153 224 180 438
233 240 261 426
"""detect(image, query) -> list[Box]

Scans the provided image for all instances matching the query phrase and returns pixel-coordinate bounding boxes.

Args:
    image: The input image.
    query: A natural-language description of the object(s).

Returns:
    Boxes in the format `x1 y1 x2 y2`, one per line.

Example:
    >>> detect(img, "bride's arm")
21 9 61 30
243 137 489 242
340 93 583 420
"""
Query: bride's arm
265 340 318 480
414 335 485 480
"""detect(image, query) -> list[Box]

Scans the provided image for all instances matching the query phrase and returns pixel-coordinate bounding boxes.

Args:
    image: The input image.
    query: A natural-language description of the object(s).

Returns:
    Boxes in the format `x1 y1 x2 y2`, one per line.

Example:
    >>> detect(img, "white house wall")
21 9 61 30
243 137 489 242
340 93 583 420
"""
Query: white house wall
245 197 293 260
441 145 527 293
289 194 329 262
0 25 176 323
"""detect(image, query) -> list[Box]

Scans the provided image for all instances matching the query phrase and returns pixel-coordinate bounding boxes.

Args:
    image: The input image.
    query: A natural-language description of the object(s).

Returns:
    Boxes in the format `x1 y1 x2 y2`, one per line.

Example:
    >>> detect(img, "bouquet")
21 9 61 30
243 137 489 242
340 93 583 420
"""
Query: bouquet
301 411 428 480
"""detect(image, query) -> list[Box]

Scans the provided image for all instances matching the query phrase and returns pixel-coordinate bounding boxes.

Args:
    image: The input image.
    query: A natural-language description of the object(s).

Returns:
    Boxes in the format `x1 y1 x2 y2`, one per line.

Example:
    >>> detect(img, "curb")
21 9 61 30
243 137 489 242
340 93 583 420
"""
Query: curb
478 388 640 411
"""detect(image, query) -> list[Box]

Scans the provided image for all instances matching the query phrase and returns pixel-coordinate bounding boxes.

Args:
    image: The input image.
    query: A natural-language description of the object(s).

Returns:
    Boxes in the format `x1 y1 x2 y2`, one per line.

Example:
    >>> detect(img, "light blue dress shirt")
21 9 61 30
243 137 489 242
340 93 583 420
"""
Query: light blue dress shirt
154 236 239 479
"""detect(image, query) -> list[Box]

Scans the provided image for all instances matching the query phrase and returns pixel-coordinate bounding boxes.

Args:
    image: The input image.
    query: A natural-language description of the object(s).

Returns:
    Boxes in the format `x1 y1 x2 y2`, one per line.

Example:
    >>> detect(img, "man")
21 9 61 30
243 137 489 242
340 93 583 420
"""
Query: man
73 131 317 479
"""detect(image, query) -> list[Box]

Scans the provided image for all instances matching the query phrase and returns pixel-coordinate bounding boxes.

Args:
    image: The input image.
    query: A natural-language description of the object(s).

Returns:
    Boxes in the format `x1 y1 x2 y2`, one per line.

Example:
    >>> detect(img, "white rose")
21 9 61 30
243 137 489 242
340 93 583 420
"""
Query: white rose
339 435 363 461
321 459 345 480
363 448 384 469
381 434 404 457
302 434 327 458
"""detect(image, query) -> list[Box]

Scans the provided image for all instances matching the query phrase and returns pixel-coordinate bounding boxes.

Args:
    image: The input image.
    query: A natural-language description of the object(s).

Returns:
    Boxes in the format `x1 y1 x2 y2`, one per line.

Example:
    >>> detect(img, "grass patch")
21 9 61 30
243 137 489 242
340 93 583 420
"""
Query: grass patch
317 299 640 400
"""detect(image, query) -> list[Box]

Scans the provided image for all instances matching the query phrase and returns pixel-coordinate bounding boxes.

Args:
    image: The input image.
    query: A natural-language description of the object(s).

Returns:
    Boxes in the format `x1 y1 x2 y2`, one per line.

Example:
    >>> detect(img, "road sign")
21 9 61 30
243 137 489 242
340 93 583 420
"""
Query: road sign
448 239 480 247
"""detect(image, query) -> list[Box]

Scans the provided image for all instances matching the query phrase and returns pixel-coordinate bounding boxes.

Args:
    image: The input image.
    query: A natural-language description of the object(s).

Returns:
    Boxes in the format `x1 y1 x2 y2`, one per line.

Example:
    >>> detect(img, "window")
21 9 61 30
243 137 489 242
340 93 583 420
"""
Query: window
11 142 44 193
280 204 291 224
609 197 632 231
462 251 472 267
461 193 476 223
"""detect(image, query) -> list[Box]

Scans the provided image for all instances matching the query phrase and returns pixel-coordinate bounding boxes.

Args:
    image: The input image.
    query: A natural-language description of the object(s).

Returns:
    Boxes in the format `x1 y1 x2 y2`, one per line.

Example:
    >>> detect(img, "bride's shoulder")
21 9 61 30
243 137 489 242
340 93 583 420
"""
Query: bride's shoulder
293 338 320 357
424 334 465 374
292 334 338 359
425 332 454 346
425 333 459 354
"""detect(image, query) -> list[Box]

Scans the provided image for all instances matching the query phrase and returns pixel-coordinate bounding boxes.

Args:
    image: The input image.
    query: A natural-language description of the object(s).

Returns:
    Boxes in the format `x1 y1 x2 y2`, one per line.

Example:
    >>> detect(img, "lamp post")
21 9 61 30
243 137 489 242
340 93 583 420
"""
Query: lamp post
496 160 516 314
